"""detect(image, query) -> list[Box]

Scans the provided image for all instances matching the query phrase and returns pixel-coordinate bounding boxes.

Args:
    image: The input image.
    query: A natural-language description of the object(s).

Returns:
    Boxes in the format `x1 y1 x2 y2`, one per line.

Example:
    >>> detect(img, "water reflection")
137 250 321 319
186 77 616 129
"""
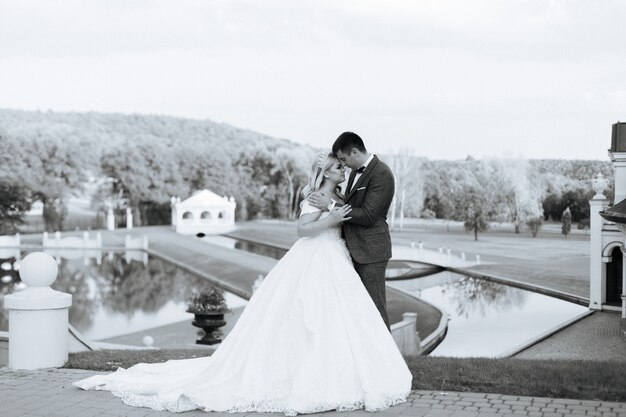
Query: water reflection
442 276 528 318
388 271 588 357
0 251 244 340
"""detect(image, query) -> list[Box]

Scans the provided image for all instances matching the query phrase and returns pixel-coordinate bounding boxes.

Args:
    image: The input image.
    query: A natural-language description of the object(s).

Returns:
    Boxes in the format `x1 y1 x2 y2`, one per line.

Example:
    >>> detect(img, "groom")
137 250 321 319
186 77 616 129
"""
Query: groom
309 132 395 330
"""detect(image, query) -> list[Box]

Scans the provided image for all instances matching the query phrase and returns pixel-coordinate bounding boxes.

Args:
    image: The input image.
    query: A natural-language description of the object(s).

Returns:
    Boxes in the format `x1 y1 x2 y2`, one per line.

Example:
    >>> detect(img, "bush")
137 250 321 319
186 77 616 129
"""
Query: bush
0 182 31 234
578 218 590 230
561 207 572 237
421 208 436 219
187 288 229 313
526 217 542 237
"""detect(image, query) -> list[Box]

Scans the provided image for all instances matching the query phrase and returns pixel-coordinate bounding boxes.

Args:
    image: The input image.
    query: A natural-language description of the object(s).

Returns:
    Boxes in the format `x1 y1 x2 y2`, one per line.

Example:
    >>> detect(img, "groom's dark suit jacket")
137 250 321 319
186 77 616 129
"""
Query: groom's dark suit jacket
342 155 395 264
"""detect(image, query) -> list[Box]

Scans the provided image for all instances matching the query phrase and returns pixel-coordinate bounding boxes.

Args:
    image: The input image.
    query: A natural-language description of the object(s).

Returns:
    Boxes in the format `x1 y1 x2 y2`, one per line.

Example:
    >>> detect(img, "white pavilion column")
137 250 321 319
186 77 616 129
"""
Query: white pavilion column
126 207 133 229
590 174 609 310
170 197 178 227
107 207 115 231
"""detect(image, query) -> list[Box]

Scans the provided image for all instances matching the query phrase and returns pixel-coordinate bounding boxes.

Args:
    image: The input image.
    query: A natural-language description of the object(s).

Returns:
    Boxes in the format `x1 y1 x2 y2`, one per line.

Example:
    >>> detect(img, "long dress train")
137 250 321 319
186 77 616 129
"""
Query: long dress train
74 203 412 415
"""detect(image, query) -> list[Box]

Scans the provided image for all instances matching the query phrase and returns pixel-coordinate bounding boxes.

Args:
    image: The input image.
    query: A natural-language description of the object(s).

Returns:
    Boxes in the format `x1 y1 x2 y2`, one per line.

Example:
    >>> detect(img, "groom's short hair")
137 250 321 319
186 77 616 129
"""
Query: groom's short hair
332 132 367 155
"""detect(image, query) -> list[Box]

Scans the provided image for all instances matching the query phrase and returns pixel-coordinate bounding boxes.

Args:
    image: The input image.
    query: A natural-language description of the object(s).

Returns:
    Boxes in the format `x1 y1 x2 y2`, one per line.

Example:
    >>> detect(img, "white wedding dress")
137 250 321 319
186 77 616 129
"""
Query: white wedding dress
74 202 412 415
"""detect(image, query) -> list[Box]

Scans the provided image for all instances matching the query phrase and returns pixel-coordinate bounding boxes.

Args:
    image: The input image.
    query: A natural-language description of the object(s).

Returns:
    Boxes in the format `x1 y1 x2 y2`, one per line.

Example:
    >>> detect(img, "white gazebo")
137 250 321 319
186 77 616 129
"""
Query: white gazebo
172 190 236 236
590 122 626 324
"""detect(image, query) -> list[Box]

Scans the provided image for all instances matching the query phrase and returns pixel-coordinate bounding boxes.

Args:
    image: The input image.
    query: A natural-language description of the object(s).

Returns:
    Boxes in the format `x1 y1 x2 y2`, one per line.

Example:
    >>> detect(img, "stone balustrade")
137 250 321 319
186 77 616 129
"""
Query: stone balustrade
390 312 422 356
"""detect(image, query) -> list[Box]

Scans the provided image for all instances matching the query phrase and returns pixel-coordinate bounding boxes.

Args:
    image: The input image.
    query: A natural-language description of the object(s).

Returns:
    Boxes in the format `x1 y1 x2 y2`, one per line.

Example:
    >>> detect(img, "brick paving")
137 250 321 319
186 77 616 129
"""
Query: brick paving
1 367 625 417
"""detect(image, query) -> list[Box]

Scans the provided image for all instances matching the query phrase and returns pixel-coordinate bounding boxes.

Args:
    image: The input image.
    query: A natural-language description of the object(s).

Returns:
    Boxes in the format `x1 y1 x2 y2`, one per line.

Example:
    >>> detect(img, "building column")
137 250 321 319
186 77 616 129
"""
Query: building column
590 197 609 310
621 245 626 318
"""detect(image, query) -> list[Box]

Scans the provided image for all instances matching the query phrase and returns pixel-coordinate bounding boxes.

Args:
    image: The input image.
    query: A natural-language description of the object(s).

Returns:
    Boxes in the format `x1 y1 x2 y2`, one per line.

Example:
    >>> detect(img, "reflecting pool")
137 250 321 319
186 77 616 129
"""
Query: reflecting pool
0 251 246 341
388 271 588 357
202 235 442 279
201 235 287 259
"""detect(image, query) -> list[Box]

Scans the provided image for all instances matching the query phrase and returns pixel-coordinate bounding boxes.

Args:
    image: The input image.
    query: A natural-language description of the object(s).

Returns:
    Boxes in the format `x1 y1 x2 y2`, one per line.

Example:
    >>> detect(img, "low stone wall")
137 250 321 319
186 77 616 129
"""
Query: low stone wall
0 331 8 366
391 313 422 356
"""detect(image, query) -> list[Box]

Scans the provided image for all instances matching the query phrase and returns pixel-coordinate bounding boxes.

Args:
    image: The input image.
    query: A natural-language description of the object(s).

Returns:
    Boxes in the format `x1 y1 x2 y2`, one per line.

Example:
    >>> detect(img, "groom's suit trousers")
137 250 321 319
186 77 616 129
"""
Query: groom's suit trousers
353 260 390 331
342 155 395 332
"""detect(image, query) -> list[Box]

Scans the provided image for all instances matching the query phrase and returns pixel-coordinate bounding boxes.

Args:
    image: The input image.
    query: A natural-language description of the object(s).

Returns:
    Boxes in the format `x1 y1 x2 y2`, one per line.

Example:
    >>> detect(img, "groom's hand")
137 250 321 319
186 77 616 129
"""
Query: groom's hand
308 192 332 211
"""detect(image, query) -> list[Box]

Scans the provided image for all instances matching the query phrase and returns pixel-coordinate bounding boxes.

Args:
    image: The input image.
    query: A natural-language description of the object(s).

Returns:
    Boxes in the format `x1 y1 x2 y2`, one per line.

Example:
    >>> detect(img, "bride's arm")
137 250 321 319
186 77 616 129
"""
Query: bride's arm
297 206 352 237
307 189 346 210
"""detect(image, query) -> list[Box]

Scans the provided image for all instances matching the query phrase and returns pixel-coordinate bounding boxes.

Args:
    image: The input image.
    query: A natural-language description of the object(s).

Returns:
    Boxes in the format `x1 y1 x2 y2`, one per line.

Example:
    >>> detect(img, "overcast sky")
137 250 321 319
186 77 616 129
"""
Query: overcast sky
1 0 625 160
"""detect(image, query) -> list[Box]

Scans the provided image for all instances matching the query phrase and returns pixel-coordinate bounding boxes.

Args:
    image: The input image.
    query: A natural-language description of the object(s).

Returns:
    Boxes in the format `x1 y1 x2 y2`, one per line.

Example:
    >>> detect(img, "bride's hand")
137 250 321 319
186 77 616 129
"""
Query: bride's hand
329 205 352 224
308 192 332 210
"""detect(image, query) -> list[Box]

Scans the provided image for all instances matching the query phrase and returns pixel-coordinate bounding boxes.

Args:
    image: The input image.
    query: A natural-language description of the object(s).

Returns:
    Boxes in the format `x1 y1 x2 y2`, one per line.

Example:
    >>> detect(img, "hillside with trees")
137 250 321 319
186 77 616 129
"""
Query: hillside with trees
0 109 615 237
0 109 315 230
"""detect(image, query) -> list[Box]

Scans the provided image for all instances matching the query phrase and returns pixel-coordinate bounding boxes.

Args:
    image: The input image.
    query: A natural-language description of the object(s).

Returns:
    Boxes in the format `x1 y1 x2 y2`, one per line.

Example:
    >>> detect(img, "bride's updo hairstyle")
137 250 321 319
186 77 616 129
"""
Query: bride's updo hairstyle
301 151 339 201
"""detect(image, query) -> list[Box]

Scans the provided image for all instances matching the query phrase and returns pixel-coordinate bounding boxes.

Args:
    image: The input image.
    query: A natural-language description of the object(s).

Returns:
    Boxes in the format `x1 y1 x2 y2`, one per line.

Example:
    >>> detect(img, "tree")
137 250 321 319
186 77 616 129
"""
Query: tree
461 187 490 241
421 161 457 219
526 217 542 237
490 157 544 233
100 140 184 225
541 194 561 221
385 149 425 231
42 197 68 232
0 182 31 234
449 160 497 241
272 147 310 220
561 206 572 237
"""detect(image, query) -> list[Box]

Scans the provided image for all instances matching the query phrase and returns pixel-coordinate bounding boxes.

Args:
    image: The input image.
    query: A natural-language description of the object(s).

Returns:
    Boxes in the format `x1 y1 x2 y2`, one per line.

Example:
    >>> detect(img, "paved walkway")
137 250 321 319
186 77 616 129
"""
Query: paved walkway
1 367 625 417
515 311 626 360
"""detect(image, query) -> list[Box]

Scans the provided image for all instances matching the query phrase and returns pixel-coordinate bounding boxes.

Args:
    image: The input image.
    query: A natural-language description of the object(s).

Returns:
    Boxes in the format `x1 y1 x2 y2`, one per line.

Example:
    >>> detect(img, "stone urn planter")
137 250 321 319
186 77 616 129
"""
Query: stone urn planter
187 288 229 345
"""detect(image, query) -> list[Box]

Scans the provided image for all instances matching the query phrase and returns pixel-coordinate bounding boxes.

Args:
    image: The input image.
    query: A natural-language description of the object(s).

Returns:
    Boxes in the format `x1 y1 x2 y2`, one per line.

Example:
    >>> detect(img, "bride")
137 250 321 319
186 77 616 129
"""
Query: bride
74 151 412 415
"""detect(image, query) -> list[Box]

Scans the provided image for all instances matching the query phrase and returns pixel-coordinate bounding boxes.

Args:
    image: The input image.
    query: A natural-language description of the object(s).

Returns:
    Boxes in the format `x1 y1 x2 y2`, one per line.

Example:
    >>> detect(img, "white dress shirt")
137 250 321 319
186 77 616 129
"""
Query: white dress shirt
349 153 375 192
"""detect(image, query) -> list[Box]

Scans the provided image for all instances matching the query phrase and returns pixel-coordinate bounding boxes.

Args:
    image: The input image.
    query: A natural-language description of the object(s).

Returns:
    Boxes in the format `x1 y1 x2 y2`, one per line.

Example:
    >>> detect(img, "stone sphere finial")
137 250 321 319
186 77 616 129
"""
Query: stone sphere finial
592 173 608 200
19 252 58 287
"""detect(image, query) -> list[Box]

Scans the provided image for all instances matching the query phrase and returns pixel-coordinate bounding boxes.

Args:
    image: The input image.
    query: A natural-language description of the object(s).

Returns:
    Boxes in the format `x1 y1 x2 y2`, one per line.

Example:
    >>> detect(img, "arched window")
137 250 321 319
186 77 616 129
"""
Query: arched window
218 211 226 219
200 211 211 220
182 211 193 220
607 246 623 306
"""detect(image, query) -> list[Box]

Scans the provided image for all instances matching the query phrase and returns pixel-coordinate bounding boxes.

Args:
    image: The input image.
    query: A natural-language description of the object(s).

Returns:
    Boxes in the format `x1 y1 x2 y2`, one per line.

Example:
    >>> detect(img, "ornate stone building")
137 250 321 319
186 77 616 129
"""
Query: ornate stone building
589 122 626 322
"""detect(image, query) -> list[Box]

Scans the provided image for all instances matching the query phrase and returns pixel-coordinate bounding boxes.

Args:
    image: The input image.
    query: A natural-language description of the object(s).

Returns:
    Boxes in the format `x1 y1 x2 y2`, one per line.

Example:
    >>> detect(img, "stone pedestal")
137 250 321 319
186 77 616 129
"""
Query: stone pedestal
3 252 72 369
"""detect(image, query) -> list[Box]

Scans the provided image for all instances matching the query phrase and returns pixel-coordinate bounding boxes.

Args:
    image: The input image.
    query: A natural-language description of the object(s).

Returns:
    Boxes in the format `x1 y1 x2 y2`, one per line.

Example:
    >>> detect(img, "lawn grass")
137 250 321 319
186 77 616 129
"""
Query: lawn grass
65 349 212 372
406 356 626 402
65 350 626 402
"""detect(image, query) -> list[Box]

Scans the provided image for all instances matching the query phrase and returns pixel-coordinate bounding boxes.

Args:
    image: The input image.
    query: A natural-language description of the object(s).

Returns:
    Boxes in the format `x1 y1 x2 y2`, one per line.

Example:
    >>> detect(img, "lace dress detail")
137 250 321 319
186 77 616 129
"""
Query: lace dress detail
74 200 412 415
299 201 350 258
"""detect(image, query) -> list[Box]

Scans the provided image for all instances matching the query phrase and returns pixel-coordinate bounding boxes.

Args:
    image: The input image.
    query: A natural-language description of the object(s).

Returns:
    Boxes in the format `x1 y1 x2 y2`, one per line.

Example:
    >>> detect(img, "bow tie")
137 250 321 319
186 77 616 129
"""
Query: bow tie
355 166 366 173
